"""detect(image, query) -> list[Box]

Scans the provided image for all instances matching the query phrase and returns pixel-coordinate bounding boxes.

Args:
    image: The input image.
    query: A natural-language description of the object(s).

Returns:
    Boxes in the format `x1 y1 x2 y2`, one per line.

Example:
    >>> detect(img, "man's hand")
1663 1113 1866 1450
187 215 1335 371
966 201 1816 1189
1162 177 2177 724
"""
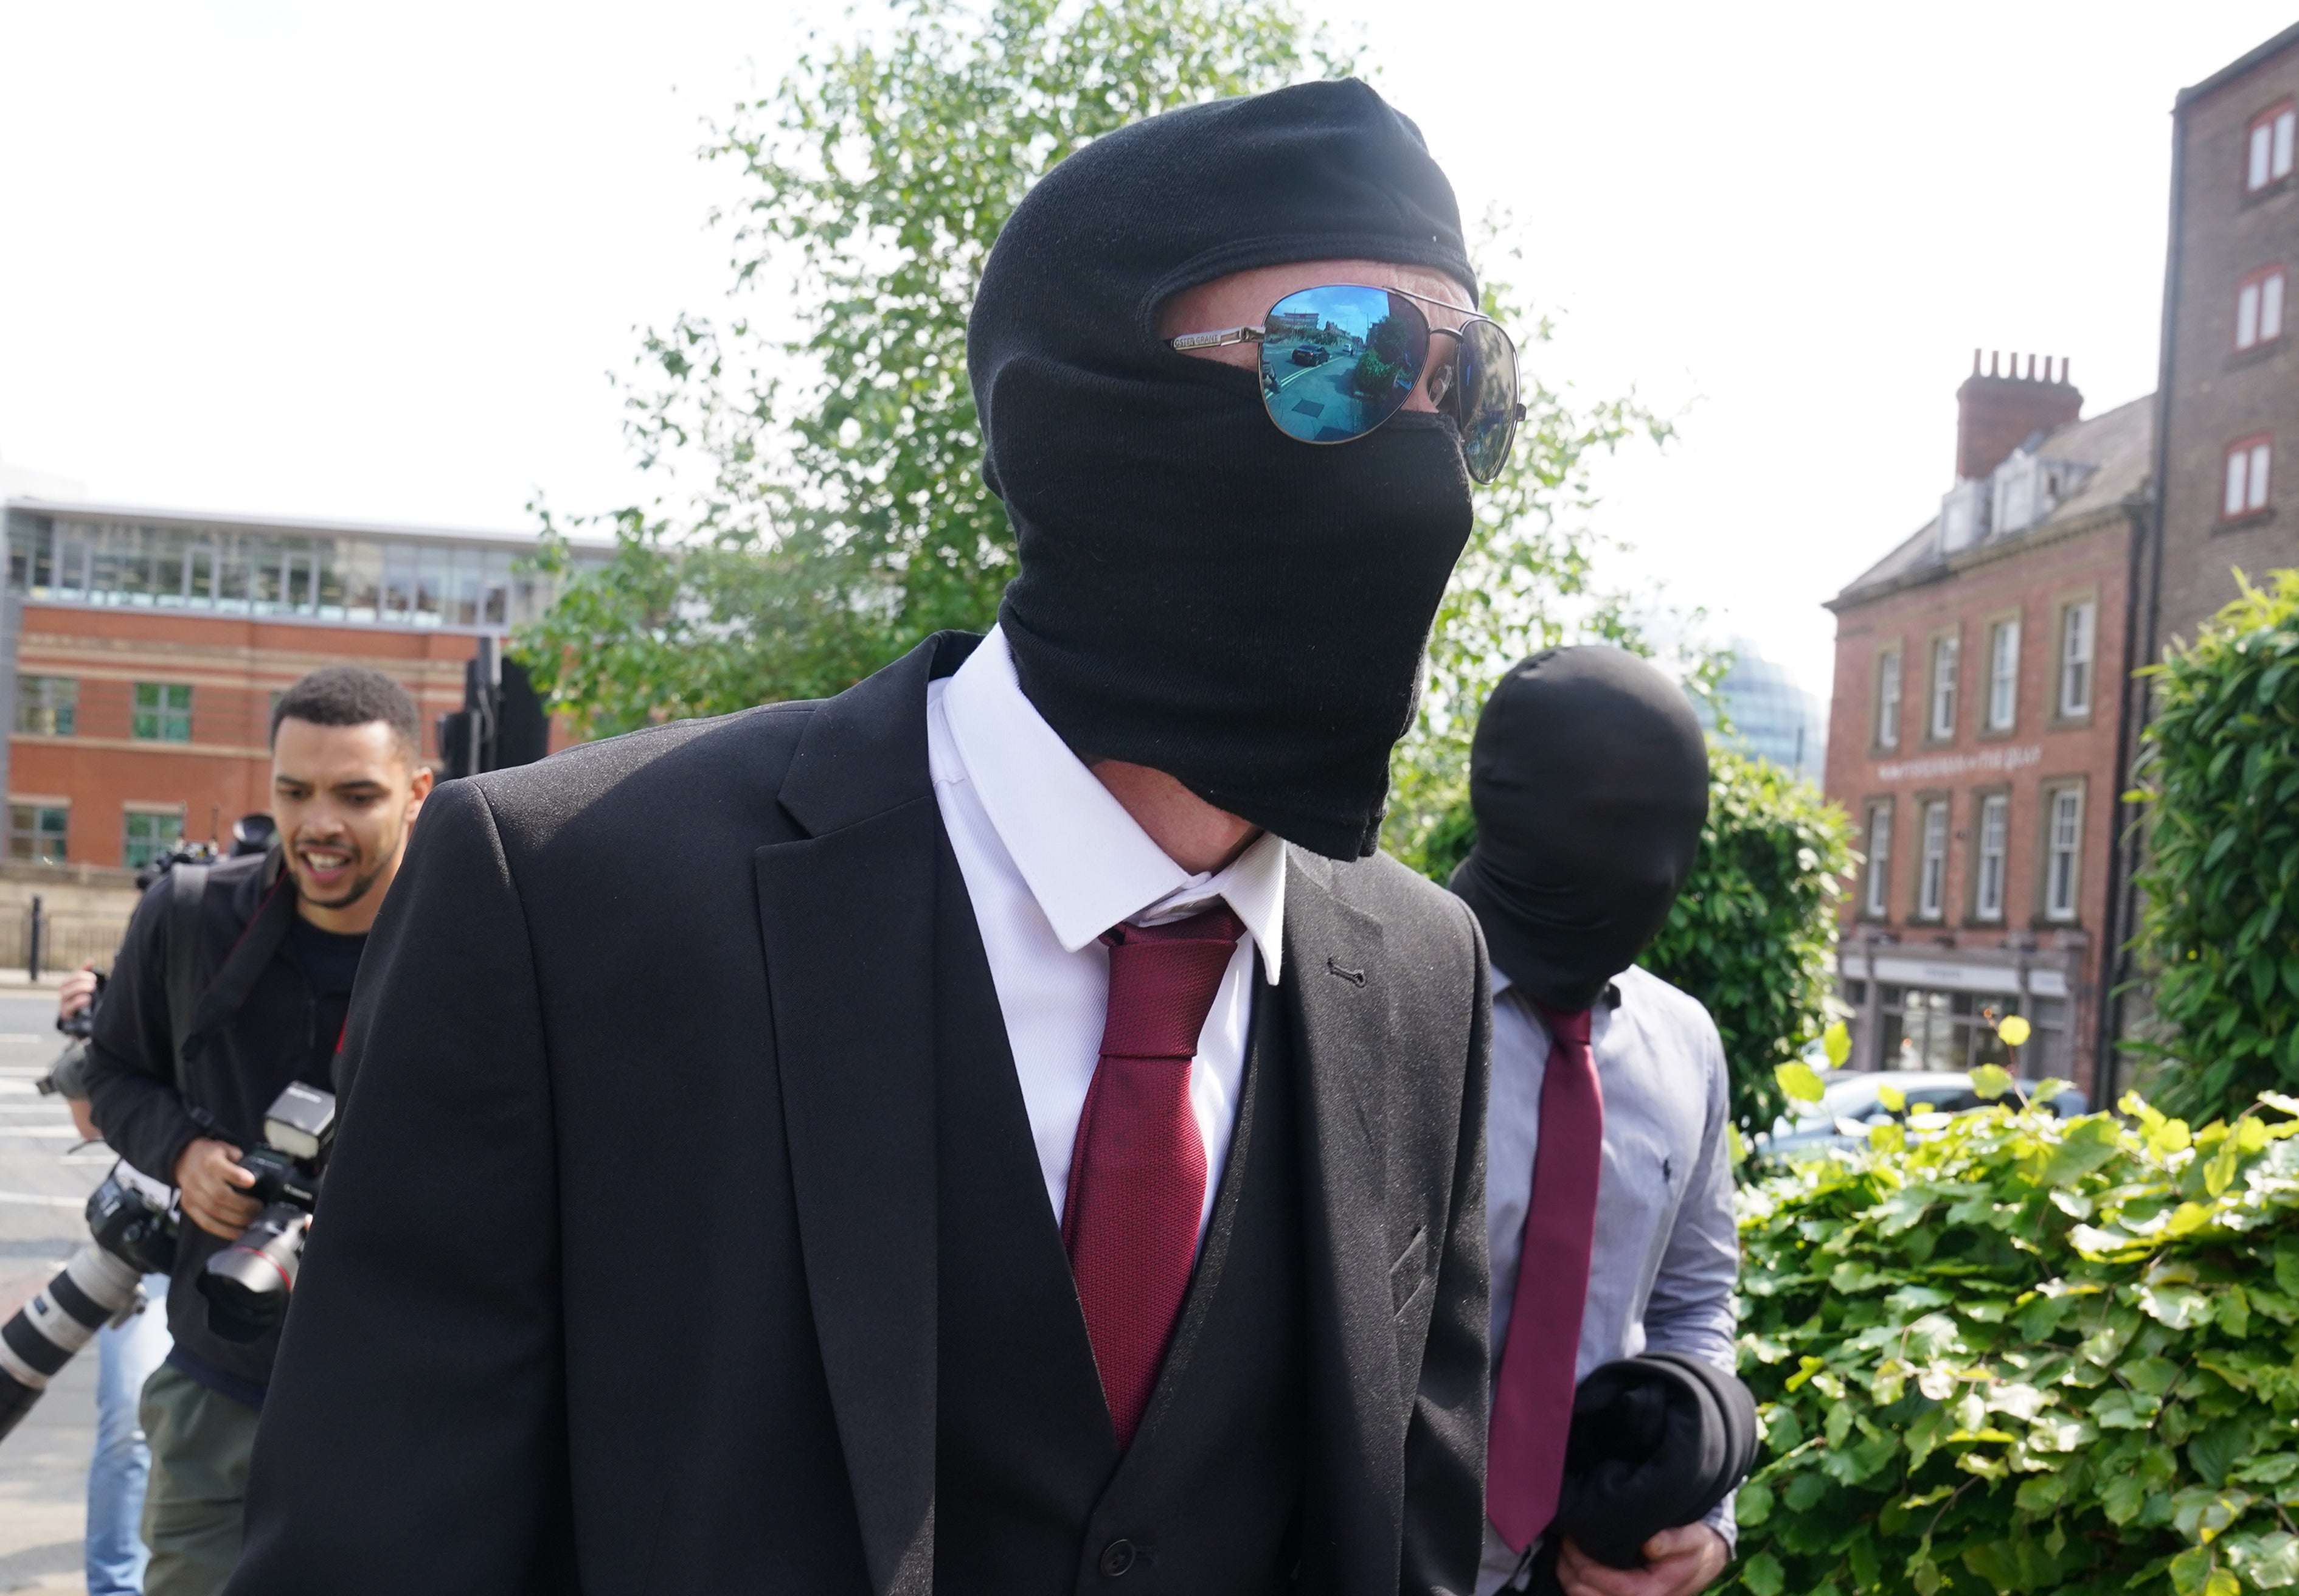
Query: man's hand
175 1138 261 1239
1558 1525 1730 1596
58 962 99 1022
66 1097 100 1144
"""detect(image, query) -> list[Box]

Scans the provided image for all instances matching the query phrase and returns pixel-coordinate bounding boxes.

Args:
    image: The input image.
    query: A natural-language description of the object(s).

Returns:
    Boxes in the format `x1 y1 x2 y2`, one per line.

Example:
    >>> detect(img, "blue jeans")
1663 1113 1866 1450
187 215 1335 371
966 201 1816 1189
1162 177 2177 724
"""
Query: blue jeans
88 1276 172 1596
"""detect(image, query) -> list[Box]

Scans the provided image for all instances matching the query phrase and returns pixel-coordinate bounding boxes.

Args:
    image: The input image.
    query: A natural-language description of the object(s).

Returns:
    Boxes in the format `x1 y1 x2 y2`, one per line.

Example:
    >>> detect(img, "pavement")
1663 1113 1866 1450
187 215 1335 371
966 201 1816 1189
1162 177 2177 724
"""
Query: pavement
0 989 120 1596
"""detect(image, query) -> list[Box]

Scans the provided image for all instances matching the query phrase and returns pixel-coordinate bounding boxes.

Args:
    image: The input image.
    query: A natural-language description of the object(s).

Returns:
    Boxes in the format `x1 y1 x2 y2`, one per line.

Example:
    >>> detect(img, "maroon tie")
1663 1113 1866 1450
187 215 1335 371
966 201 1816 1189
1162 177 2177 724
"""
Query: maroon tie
1487 1000 1604 1552
1061 904 1244 1448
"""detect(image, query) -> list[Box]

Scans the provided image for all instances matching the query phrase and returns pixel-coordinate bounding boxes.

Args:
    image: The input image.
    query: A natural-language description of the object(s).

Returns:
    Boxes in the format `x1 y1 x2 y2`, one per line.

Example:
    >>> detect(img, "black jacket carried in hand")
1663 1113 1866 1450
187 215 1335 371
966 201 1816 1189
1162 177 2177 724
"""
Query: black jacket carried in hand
226 633 1493 1596
83 848 337 1400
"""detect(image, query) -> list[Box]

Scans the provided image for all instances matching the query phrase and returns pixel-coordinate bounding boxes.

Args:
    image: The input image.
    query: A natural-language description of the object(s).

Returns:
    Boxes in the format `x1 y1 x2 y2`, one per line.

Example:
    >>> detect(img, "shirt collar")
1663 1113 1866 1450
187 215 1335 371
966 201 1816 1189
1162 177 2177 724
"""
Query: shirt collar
941 626 1286 983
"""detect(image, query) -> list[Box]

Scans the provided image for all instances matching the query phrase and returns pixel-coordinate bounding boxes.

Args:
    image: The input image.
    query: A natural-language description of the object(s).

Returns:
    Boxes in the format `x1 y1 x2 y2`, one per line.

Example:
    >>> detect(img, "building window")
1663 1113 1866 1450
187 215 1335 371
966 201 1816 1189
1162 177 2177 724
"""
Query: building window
1874 648 1902 749
1986 618 2019 730
131 682 192 743
1974 793 2008 921
1917 799 1949 920
2224 435 2273 519
2044 786 2083 922
13 676 77 737
122 809 186 870
2250 102 2297 192
1863 802 1893 918
2058 600 2096 719
7 803 67 864
1870 986 2071 1075
1928 635 1959 740
2238 266 2288 352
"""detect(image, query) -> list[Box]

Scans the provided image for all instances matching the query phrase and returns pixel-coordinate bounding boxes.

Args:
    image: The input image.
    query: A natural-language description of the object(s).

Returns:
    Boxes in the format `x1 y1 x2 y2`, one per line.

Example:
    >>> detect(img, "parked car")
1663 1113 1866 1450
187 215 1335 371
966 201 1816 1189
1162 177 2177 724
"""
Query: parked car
1756 1070 2091 1159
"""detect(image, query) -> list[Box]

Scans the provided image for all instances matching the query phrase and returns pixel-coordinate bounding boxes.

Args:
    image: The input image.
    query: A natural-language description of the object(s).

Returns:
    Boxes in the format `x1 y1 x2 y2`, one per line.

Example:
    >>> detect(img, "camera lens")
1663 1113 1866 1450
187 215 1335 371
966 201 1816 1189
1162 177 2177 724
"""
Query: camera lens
197 1202 309 1343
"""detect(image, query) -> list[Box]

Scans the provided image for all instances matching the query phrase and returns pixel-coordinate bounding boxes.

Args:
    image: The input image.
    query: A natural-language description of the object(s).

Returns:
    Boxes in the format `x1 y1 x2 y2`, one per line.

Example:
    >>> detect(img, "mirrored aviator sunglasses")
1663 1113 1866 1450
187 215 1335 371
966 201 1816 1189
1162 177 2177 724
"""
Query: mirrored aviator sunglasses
1169 283 1525 484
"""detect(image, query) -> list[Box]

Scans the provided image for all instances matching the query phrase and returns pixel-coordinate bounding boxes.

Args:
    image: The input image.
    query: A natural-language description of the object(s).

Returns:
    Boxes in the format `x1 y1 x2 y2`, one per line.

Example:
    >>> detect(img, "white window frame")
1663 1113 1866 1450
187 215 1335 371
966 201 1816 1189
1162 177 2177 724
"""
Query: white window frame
2044 787 2083 921
1929 635 1959 741
1918 800 1949 921
1986 618 2019 730
1876 648 1902 749
2059 600 2096 720
1864 802 1893 918
1975 793 2008 921
2238 267 2288 352
2224 435 2273 519
2250 103 2298 192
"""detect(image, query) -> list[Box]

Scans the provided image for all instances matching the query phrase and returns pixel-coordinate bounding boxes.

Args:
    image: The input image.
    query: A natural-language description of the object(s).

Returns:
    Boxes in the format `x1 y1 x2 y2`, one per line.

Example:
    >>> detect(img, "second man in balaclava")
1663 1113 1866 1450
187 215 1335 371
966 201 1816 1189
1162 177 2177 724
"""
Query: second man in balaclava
1451 647 1742 1596
229 78 1503 1596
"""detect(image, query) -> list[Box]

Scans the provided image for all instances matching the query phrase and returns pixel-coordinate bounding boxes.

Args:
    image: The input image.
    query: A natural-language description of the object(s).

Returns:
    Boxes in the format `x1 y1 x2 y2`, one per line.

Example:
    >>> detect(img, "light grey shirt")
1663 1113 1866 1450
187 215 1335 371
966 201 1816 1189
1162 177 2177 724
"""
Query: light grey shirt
1476 963 1741 1595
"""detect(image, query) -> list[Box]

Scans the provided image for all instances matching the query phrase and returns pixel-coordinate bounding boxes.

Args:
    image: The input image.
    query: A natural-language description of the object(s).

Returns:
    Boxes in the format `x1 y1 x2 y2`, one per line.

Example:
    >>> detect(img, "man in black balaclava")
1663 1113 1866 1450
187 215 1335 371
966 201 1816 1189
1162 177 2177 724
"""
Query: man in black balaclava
1451 649 1744 1596
231 78 1494 1596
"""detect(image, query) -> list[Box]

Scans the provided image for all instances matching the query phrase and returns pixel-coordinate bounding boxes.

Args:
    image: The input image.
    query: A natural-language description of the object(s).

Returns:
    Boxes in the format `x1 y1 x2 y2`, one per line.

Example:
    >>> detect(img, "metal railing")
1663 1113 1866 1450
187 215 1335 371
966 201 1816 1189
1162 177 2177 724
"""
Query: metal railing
12 897 128 979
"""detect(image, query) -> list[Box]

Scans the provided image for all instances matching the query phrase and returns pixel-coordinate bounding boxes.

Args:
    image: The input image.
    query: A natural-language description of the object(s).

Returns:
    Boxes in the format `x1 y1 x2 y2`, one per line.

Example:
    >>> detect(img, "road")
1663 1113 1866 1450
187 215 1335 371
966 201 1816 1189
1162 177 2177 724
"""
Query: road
0 988 119 1596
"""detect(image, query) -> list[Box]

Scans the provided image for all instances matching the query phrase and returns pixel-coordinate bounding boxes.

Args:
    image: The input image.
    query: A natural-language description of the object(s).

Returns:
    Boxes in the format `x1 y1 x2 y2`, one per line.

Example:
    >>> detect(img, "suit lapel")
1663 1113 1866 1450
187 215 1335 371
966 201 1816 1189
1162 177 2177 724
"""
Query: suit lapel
752 631 980 1596
1284 850 1407 1596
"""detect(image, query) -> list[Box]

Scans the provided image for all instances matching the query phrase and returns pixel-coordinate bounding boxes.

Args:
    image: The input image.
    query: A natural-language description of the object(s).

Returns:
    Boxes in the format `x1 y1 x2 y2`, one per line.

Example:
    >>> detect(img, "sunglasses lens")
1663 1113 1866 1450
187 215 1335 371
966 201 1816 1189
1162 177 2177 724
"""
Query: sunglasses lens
1258 287 1430 444
1453 318 1521 484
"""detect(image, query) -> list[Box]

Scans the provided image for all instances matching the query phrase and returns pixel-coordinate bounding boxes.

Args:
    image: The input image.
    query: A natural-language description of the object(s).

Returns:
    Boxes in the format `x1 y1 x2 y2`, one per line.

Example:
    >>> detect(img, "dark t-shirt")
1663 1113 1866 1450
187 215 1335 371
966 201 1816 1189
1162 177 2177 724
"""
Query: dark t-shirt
288 917 368 1075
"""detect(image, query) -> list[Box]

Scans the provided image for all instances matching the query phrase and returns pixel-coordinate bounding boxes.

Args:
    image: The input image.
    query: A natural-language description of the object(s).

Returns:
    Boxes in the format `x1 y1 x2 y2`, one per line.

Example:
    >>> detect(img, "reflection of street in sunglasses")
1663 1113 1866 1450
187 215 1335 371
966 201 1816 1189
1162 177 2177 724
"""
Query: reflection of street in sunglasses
1262 288 1430 443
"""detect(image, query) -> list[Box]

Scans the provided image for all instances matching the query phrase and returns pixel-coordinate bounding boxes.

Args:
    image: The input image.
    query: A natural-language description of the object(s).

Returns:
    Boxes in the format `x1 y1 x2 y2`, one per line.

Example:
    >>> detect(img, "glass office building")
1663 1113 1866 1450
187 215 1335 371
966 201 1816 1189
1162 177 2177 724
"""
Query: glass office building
2 503 591 631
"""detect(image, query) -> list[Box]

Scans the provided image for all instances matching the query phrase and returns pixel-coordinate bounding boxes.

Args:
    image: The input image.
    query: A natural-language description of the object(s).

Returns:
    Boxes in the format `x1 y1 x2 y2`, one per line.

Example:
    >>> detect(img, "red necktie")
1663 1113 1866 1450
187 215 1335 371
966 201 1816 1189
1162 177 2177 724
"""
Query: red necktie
1061 904 1244 1448
1487 1000 1604 1552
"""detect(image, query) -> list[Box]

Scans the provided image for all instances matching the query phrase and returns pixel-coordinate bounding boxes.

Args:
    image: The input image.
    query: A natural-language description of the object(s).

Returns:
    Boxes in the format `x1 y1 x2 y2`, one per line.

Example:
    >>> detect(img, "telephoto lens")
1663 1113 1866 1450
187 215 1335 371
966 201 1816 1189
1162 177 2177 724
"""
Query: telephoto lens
198 1202 310 1343
0 1242 144 1442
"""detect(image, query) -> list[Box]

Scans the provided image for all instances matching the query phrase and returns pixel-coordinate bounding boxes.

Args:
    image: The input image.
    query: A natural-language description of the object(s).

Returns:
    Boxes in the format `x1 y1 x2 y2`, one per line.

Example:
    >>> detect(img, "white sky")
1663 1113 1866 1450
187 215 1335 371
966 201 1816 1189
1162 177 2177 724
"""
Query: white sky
4 1 2295 699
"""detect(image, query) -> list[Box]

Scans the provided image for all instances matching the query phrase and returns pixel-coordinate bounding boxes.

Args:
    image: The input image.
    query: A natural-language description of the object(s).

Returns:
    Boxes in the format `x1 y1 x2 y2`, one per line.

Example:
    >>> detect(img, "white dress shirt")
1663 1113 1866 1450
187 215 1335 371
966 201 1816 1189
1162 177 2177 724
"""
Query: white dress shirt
1476 963 1741 1595
926 626 1288 1241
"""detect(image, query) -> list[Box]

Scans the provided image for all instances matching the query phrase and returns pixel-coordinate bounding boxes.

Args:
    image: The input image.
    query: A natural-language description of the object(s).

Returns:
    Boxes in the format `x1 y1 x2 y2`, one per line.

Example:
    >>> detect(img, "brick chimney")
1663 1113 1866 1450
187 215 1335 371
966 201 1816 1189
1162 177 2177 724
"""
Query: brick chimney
1955 350 2082 481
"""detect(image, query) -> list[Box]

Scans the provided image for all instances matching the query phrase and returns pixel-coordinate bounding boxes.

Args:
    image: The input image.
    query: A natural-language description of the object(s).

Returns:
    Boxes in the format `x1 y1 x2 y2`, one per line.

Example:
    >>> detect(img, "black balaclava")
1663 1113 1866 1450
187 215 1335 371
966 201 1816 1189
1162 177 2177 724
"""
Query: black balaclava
1449 647 1710 1012
969 78 1477 860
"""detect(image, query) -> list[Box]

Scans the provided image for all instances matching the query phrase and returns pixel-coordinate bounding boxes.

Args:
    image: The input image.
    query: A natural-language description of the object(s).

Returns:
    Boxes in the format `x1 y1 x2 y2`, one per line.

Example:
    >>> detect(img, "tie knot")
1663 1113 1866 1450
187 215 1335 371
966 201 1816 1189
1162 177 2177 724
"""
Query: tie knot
1533 1001 1593 1048
1097 904 1245 1061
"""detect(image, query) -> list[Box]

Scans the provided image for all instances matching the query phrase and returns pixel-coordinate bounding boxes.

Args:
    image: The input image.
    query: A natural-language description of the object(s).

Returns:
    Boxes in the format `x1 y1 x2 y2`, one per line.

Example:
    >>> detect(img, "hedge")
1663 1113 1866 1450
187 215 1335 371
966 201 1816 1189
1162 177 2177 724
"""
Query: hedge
1724 1084 2299 1596
2132 569 2299 1120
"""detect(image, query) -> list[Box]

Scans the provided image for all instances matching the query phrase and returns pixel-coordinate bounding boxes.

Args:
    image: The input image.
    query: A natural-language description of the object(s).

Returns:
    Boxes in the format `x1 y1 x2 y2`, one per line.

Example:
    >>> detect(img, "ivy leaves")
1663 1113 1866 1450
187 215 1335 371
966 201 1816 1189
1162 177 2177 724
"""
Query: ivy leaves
1729 1094 2299 1595
2132 569 2299 1119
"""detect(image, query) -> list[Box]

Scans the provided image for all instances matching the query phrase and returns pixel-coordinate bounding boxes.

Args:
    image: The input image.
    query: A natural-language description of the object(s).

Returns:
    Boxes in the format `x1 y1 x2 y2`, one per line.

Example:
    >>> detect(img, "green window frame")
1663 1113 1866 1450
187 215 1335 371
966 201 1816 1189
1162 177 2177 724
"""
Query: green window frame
13 676 77 737
131 682 193 743
7 804 67 864
122 810 184 870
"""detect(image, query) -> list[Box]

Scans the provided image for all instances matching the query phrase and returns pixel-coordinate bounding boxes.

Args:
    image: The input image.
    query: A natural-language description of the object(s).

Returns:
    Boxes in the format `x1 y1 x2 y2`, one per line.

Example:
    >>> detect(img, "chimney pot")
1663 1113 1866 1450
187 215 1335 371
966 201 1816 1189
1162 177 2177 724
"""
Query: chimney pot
1955 347 2084 481
1972 348 1983 375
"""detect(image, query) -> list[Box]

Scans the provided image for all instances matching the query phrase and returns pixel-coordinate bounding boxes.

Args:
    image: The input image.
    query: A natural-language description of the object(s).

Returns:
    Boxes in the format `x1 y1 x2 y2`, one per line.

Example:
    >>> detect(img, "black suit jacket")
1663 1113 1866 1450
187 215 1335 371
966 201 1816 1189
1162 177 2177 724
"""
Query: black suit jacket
227 633 1491 1596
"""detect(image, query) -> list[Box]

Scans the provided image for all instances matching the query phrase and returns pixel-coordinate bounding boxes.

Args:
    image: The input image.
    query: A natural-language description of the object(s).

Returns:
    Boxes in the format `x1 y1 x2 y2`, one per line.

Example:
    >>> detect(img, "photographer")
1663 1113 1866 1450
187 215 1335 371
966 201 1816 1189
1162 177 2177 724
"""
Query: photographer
52 962 174 1596
82 667 431 1596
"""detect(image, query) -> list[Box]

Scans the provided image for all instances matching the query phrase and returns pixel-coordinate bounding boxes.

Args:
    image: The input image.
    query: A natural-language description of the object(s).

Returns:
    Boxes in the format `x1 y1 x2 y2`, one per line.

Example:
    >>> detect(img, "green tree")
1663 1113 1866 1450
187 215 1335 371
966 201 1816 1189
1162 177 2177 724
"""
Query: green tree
1641 749 1857 1137
2129 568 2299 1120
518 0 1353 737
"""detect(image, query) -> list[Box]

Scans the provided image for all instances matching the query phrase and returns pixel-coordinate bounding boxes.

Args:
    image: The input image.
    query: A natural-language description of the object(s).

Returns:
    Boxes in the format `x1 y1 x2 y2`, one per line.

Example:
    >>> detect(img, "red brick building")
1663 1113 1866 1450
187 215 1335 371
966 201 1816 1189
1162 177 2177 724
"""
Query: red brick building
2148 23 2299 656
0 498 597 872
1823 364 2152 1098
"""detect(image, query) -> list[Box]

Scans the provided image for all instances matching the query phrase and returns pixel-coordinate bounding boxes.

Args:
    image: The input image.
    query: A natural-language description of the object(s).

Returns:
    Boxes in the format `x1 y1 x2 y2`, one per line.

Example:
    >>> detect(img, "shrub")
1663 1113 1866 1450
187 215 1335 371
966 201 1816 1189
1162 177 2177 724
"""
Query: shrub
1642 748 1857 1137
2131 569 2299 1120
1726 1086 2299 1596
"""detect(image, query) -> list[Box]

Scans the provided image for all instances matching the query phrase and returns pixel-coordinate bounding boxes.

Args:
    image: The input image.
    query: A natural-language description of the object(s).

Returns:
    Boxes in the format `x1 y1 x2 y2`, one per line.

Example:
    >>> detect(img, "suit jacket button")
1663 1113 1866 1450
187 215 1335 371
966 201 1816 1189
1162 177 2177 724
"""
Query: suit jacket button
1098 1539 1137 1578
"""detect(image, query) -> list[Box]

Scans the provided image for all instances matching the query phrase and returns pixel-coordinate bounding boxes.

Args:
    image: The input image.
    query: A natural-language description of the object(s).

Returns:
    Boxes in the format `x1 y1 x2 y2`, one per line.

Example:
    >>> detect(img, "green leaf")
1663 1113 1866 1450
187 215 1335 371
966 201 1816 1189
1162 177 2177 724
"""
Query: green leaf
1822 1021 1852 1068
1970 1064 2016 1100
1777 1061 1827 1104
1876 1081 1906 1112
1739 1551 1785 1596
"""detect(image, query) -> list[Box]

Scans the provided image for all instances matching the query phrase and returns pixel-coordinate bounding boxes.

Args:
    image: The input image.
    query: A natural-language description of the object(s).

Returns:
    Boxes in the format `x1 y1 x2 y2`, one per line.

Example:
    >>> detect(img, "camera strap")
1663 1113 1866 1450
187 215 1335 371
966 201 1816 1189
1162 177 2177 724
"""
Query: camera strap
163 863 210 1100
